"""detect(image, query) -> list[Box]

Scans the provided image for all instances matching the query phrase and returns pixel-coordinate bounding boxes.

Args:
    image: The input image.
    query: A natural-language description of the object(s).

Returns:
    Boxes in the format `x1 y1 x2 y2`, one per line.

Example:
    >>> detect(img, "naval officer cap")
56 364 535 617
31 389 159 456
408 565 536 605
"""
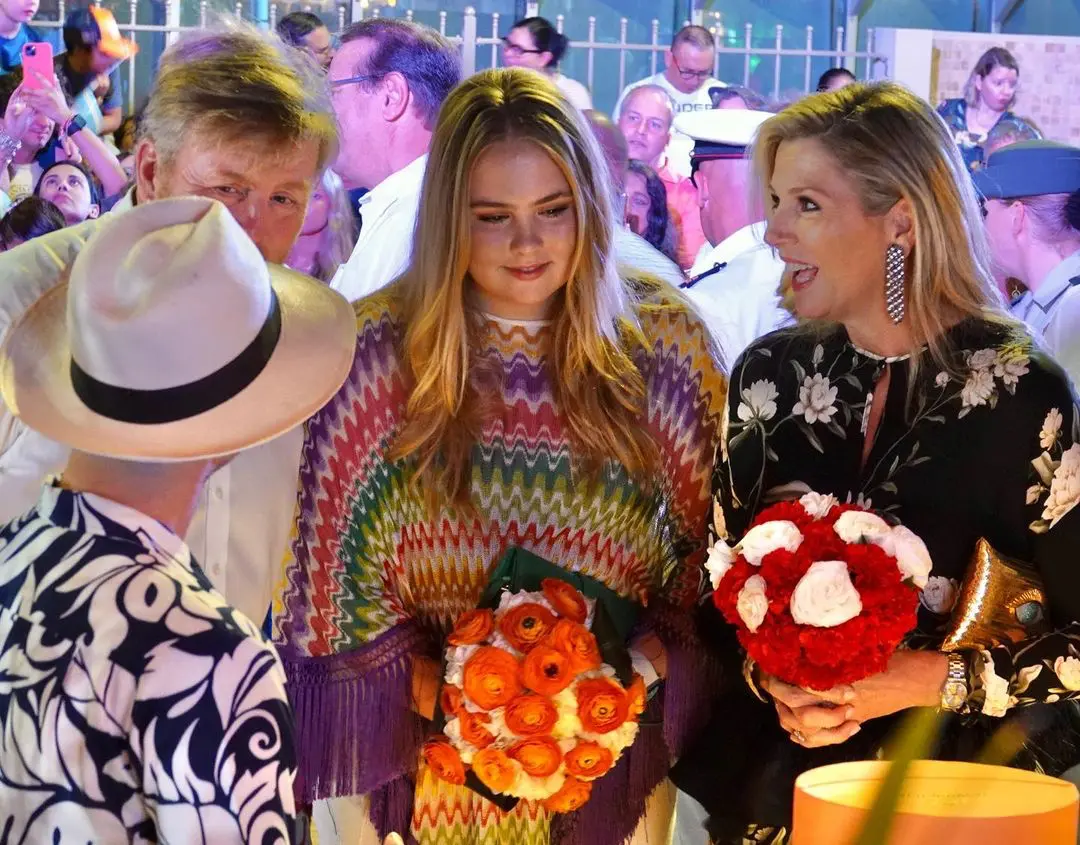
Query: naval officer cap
676 108 774 166
974 140 1080 201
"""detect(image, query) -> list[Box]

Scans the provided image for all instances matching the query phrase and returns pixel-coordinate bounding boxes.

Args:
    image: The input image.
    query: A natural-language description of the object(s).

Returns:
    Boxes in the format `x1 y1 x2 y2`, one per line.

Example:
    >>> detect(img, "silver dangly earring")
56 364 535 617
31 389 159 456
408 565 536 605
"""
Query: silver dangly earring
885 243 906 325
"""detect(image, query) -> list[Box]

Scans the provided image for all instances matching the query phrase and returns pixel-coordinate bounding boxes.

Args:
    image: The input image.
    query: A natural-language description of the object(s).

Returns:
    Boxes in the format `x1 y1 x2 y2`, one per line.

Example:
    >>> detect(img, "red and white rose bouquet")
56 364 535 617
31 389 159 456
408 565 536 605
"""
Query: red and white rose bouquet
422 579 646 813
708 492 929 691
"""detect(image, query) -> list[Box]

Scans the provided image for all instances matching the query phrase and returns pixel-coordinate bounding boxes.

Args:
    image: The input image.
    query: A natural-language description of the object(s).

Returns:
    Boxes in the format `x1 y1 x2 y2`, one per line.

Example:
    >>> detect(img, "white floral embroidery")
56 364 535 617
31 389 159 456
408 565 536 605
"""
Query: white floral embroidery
935 372 949 388
812 344 824 368
1042 444 1080 528
1026 484 1043 506
920 576 959 614
712 498 729 542
799 492 838 520
1054 656 1080 691
793 374 839 424
969 348 998 371
980 656 1013 717
961 369 995 408
994 349 1030 388
1040 408 1063 451
737 380 779 423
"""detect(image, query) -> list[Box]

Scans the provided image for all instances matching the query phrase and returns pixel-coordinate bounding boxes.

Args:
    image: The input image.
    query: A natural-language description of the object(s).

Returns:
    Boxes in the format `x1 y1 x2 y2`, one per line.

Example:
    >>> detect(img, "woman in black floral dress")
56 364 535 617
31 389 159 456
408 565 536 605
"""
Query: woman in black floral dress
673 81 1080 844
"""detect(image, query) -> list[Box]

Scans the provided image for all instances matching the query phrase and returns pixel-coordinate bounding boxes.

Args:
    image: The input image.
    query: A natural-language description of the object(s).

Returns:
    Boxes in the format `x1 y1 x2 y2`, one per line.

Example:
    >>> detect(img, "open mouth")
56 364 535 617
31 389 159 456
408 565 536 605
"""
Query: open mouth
786 261 819 291
506 262 551 281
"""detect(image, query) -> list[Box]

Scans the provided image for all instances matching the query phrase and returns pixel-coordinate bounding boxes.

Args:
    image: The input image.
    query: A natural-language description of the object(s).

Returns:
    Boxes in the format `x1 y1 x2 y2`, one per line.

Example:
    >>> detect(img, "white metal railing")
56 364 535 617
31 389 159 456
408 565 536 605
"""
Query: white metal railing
30 3 886 114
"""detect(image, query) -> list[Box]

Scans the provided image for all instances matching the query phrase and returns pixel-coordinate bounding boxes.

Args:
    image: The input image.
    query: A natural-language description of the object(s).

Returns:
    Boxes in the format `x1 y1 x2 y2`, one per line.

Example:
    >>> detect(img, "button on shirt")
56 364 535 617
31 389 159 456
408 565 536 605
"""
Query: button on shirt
685 222 793 366
331 154 427 302
0 213 305 626
1010 249 1080 385
0 485 297 841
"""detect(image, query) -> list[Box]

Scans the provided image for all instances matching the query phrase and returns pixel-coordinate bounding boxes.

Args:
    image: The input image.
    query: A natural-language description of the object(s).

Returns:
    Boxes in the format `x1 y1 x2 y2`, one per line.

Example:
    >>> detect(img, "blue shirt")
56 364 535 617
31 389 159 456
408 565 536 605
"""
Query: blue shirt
0 484 299 841
0 24 45 74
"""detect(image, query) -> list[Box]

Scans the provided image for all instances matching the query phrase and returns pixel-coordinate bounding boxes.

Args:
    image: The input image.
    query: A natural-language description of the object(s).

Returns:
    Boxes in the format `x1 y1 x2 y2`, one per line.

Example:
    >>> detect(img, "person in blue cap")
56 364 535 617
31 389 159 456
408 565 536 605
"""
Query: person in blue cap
978 140 1080 384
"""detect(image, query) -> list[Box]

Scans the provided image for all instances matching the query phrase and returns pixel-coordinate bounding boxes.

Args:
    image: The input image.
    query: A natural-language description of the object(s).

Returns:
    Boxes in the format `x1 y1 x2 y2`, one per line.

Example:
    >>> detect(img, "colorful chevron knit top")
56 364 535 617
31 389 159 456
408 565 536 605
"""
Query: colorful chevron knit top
273 286 726 845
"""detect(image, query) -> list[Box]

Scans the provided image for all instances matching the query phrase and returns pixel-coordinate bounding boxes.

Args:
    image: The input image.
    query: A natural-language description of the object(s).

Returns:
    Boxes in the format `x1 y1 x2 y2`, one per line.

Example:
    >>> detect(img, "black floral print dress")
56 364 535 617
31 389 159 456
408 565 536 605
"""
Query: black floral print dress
673 317 1080 843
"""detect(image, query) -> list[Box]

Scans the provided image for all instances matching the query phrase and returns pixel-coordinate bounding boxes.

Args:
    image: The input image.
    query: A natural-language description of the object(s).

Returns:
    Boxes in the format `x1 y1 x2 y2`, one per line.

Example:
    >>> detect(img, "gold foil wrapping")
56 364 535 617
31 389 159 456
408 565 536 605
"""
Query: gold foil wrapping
941 538 1049 653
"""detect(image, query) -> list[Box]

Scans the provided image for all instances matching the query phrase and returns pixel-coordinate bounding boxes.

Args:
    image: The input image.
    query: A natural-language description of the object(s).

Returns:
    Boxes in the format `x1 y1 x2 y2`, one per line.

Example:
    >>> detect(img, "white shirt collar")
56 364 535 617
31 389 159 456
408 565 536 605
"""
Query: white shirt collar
357 154 428 215
707 222 768 267
1032 248 1080 314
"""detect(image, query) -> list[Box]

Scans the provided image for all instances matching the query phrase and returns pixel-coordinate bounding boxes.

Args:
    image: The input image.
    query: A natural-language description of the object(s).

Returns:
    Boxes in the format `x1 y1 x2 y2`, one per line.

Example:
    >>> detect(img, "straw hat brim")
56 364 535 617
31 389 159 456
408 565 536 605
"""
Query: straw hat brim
0 265 356 462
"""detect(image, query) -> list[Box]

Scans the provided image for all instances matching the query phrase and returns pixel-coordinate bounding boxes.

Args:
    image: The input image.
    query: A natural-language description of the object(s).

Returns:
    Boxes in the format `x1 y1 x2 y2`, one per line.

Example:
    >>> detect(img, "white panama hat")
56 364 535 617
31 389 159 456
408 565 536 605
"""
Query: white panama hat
0 196 357 461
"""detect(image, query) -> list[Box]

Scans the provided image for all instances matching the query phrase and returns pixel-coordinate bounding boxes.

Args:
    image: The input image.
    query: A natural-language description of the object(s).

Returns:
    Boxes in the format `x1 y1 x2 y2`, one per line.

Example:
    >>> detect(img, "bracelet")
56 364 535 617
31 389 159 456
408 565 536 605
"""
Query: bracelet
0 131 21 166
939 651 969 712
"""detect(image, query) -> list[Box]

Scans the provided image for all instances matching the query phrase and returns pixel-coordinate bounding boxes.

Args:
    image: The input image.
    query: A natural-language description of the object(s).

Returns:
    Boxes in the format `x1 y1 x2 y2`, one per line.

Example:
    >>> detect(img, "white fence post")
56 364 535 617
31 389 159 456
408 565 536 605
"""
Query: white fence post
462 7 478 76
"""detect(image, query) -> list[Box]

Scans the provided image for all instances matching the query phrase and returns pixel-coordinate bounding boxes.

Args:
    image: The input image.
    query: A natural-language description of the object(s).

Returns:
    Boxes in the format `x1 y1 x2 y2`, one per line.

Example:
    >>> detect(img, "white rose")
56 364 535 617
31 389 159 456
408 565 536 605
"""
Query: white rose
799 491 838 520
736 575 769 633
737 379 780 423
737 520 803 566
792 373 839 425
789 560 863 628
1054 656 1080 691
833 510 891 544
920 576 958 614
704 539 735 589
961 369 995 409
879 525 933 589
1040 408 1064 450
969 348 998 371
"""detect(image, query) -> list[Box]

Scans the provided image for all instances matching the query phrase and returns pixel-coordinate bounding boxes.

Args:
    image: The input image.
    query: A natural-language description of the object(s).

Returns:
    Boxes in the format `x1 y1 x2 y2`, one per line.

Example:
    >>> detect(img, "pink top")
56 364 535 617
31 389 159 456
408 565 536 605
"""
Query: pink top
659 163 707 271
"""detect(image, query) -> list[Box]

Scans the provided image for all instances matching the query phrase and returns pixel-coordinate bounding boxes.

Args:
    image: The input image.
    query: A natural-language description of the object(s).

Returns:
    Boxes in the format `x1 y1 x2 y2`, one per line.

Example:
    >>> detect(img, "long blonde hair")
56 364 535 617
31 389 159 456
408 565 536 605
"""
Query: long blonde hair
310 169 356 283
753 81 1011 374
391 68 661 505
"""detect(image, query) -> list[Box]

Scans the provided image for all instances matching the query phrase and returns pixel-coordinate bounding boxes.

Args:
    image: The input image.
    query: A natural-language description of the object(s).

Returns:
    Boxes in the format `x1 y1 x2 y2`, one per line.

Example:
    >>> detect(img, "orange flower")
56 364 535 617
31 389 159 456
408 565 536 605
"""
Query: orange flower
626 674 647 719
543 776 593 813
504 693 559 736
575 678 629 734
508 736 563 777
448 609 495 646
472 747 519 794
498 601 557 652
548 619 601 675
541 578 588 624
440 684 464 717
423 735 466 785
462 646 523 710
458 709 495 748
564 741 614 780
522 643 574 696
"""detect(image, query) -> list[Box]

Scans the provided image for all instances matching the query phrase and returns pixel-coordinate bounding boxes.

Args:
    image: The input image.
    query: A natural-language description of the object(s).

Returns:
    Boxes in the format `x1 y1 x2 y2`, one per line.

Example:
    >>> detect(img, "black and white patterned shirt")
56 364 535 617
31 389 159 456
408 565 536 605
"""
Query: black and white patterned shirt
0 484 297 842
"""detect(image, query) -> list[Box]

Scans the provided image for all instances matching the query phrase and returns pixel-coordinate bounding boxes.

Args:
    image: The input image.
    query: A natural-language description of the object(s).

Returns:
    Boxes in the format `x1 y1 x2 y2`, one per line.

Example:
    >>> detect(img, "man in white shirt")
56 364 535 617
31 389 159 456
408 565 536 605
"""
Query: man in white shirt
678 109 792 367
0 22 337 625
329 19 461 302
613 26 725 179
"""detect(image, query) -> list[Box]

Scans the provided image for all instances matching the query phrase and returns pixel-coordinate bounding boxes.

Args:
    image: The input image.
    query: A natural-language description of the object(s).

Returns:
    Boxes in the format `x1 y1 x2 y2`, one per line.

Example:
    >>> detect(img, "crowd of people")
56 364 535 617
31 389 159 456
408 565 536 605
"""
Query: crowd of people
0 8 1079 845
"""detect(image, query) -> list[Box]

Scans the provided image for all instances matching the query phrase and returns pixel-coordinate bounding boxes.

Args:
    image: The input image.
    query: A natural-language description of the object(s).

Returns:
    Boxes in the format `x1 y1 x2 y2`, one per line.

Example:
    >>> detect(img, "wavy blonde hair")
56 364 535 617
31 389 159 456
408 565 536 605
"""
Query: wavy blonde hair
753 81 1011 374
391 68 663 505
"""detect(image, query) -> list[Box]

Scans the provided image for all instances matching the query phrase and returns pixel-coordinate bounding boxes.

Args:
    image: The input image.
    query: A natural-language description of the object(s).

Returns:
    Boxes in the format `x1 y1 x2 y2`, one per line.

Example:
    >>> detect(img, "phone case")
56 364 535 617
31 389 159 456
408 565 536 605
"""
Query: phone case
21 41 54 89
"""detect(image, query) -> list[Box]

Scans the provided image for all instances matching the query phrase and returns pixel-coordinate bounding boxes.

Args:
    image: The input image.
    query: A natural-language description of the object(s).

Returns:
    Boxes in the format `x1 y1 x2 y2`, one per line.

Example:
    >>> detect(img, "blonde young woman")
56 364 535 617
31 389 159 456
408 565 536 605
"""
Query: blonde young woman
286 168 357 283
272 68 726 845
673 82 1080 843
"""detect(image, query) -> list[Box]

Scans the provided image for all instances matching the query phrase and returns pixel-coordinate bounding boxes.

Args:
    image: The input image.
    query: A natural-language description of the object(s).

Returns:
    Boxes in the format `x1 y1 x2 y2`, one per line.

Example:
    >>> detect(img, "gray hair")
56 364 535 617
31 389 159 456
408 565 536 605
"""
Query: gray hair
140 18 337 168
623 84 675 121
340 18 461 128
710 85 768 110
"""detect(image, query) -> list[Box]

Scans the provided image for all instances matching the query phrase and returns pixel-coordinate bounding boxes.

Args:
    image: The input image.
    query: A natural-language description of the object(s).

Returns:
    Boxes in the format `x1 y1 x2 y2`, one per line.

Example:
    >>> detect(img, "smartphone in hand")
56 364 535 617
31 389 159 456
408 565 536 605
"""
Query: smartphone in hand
20 41 54 89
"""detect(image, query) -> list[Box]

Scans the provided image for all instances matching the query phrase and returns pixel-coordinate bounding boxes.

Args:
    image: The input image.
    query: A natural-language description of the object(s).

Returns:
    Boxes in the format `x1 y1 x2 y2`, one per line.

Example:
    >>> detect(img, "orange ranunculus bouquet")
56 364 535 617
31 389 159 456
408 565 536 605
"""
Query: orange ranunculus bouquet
423 578 646 811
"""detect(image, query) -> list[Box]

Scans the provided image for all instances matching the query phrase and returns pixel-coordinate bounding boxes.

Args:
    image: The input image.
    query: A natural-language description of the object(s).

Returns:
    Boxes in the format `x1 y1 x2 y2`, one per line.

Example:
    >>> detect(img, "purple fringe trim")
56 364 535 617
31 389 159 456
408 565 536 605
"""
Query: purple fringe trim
551 714 670 845
279 622 430 805
369 775 419 845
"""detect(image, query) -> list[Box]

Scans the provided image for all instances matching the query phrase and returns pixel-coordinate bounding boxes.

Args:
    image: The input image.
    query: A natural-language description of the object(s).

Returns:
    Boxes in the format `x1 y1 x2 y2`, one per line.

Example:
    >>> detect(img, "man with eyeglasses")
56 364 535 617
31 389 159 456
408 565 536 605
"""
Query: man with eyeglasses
328 18 461 302
614 25 724 180
618 84 706 270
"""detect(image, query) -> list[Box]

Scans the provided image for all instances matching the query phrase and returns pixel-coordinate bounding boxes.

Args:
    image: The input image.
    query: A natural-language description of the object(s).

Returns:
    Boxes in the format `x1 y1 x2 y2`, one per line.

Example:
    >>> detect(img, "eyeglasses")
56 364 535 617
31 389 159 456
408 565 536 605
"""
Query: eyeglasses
670 56 711 82
330 73 382 89
501 37 543 58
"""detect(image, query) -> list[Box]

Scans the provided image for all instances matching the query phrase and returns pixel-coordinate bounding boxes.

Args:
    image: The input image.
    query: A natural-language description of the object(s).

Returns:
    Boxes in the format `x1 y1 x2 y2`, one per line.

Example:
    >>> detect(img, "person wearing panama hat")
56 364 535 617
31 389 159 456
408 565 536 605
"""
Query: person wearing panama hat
977 140 1080 384
0 196 355 840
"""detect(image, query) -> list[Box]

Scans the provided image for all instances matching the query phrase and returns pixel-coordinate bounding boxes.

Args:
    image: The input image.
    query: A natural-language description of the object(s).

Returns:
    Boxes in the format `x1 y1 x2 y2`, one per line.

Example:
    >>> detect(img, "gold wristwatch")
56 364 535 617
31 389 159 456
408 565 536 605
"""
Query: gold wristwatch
940 652 969 712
